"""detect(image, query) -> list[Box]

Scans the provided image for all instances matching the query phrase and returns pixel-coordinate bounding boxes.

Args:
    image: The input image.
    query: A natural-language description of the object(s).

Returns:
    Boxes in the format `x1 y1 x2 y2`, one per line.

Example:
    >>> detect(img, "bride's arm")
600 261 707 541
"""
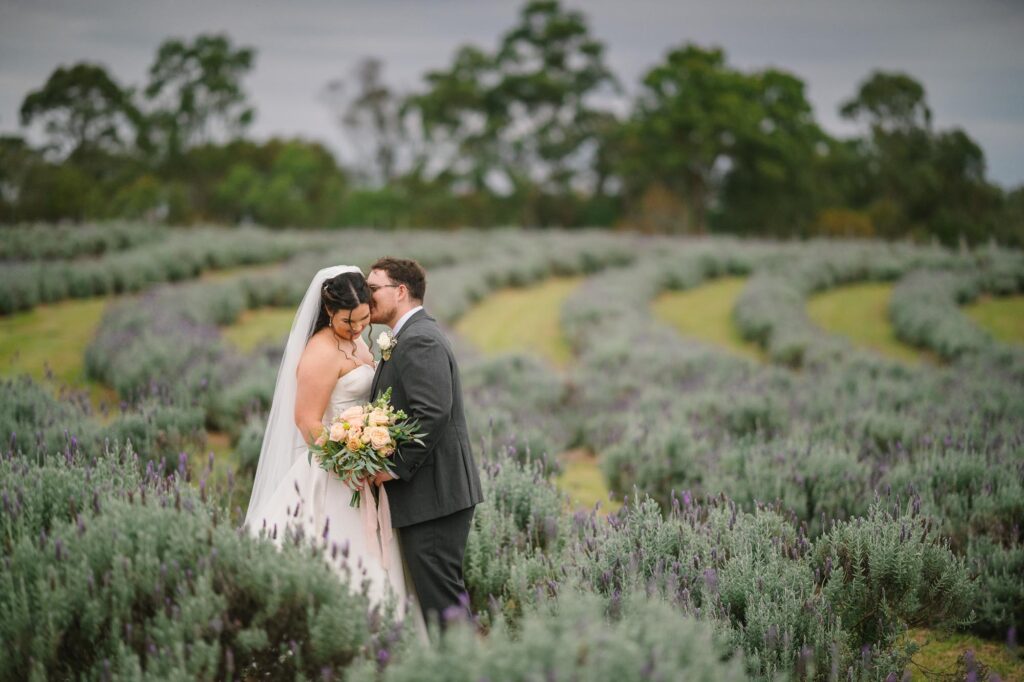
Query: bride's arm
295 339 340 444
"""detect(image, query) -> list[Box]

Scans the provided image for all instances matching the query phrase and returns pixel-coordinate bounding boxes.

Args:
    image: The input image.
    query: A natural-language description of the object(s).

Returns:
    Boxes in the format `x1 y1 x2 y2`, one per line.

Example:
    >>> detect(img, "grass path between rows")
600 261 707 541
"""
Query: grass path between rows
806 281 934 364
453 276 620 512
222 307 296 352
0 296 118 409
651 276 765 361
454 276 581 368
964 294 1024 346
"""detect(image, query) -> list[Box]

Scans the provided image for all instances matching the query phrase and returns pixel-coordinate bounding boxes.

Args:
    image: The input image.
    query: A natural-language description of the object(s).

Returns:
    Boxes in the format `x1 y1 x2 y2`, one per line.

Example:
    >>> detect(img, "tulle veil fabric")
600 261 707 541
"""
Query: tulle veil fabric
243 264 363 528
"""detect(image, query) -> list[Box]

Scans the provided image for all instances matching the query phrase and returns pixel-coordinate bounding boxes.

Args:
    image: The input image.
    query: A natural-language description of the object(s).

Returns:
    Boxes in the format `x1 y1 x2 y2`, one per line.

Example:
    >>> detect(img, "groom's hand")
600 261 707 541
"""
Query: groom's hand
373 471 395 486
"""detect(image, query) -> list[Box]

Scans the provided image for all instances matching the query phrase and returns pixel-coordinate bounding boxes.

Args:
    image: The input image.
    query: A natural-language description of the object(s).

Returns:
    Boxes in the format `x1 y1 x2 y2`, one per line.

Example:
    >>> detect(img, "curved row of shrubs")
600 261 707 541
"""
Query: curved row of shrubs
0 221 169 261
889 247 1024 360
0 226 342 314
730 240 964 367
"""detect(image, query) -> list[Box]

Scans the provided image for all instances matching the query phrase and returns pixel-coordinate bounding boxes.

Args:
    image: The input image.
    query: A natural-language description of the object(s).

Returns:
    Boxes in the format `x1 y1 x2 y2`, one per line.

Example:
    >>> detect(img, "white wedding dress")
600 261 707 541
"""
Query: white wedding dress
247 363 425 633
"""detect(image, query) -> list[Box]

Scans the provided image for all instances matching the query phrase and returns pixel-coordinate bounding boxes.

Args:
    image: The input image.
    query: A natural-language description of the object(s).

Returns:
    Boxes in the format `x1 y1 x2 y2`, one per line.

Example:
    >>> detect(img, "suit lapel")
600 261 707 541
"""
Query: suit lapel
395 308 428 340
371 309 430 399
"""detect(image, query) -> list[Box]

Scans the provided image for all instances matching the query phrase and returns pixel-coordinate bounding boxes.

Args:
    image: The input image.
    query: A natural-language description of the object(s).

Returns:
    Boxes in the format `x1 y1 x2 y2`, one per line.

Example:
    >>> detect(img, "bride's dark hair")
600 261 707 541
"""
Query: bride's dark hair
312 272 373 348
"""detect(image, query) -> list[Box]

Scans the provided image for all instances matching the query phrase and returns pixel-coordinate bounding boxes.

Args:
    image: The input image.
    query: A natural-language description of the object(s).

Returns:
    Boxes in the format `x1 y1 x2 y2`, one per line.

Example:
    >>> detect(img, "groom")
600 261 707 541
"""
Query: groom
366 257 483 626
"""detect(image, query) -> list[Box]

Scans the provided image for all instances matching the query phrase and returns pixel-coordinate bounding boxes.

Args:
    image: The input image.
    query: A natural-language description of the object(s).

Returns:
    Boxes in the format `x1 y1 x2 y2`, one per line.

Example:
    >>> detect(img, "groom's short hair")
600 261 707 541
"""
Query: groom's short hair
371 257 426 301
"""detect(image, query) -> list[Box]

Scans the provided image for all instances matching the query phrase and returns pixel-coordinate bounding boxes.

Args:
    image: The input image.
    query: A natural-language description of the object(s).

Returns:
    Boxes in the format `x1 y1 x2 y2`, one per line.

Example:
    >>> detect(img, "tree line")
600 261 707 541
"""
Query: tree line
2 1 1021 245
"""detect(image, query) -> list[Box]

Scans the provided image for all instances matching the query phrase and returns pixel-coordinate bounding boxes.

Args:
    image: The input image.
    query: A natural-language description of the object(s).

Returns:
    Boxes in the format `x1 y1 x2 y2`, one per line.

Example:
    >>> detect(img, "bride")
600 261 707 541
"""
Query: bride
244 265 423 631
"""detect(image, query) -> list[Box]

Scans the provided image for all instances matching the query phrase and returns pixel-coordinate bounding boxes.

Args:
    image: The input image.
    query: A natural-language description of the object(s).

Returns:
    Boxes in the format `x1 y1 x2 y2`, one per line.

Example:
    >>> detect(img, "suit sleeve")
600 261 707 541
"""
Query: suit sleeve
389 333 453 481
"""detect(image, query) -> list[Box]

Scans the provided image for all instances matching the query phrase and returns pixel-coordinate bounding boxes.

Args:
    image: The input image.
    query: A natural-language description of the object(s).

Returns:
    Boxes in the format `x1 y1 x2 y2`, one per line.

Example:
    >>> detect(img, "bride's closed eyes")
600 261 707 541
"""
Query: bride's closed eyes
335 311 371 327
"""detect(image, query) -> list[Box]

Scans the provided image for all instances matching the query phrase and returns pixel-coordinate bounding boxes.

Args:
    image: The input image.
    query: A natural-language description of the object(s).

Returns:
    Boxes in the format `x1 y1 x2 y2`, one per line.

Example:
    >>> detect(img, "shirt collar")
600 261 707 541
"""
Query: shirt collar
391 305 423 337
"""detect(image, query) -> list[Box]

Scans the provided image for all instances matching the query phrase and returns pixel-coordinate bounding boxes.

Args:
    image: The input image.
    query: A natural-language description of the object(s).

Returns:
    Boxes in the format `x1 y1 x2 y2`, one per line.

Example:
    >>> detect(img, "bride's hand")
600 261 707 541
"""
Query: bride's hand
372 471 395 486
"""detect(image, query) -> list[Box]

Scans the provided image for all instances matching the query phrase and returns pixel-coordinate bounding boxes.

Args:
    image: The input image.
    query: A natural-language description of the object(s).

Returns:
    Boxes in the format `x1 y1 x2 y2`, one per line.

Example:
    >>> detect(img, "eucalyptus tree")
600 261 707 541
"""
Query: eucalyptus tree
19 62 142 159
406 1 619 225
143 33 256 165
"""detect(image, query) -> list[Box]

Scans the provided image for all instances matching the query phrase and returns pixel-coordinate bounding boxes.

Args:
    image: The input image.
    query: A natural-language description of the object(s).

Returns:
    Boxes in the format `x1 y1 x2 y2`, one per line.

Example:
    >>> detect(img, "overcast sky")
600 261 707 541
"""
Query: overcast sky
2 0 1022 186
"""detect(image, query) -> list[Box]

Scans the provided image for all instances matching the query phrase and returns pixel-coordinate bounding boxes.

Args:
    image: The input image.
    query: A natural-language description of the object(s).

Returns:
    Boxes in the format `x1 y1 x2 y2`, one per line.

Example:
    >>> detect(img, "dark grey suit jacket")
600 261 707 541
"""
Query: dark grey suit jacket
371 309 483 528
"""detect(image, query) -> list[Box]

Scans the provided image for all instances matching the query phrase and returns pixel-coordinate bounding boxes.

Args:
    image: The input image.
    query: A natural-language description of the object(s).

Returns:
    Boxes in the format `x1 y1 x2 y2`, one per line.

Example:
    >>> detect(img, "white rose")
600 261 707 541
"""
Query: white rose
377 332 394 350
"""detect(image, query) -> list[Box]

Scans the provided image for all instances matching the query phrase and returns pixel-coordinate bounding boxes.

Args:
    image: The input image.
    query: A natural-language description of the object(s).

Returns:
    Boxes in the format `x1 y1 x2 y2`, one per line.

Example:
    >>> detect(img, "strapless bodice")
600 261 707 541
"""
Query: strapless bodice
322 364 375 425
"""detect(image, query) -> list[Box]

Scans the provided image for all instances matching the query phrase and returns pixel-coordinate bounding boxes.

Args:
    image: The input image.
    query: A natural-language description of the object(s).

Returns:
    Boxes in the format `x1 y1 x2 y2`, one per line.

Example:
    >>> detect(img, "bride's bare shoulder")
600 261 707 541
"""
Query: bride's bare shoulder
299 330 341 367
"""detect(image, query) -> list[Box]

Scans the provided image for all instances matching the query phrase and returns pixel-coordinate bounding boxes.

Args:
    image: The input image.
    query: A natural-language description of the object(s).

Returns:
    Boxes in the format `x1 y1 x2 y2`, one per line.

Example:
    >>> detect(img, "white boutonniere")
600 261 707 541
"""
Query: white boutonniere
377 331 396 361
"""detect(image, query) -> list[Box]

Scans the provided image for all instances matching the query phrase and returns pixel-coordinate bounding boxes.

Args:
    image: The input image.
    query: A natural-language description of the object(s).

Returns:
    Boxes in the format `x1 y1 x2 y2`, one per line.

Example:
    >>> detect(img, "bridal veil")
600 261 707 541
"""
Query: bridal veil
243 264 363 527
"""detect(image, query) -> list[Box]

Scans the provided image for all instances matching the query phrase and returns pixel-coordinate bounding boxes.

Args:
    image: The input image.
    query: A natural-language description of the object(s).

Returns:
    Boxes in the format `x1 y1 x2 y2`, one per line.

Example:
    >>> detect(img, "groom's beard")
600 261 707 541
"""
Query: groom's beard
370 302 396 327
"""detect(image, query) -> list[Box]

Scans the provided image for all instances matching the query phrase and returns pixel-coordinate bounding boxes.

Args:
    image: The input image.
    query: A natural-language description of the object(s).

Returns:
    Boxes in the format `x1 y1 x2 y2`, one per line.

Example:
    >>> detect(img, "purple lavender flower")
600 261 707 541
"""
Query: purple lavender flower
703 568 718 593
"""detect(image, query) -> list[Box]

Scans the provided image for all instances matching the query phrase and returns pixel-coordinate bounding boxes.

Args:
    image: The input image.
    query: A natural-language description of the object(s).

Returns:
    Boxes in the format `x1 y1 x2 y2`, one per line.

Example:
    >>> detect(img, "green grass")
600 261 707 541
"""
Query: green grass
651 277 765 361
221 307 296 352
964 294 1024 346
905 628 1022 681
0 296 118 409
454 277 581 367
452 277 624 511
555 449 622 515
806 281 933 364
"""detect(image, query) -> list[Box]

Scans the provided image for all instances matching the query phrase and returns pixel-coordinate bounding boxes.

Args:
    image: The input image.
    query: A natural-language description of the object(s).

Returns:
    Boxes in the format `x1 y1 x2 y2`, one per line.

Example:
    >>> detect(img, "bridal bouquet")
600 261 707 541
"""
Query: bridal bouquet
308 387 424 508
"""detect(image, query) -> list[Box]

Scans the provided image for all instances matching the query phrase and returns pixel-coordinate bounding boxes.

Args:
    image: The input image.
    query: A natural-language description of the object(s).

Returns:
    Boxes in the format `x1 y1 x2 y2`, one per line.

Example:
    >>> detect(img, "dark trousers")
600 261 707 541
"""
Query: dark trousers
397 506 475 627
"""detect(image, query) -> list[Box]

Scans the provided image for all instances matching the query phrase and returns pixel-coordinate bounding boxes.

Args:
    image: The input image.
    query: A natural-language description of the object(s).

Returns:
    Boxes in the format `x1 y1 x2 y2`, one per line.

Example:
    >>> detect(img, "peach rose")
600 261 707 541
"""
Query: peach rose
367 409 390 427
339 405 366 425
366 426 392 449
329 422 347 442
345 432 363 451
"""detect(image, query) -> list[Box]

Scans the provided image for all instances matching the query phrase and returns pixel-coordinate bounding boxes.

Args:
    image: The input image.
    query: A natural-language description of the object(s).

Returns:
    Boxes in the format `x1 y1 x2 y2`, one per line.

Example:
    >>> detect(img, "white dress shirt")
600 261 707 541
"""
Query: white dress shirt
391 305 423 337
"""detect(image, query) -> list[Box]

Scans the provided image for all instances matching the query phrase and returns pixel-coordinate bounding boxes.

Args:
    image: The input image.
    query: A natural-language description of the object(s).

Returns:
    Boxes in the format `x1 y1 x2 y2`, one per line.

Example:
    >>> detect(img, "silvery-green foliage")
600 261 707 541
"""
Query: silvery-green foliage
889 261 1024 360
964 536 1024 638
1 376 205 472
464 456 566 616
205 352 278 436
233 413 269 475
0 226 330 314
101 401 206 472
348 590 748 682
714 434 873 532
886 445 1024 637
0 442 386 681
0 221 168 260
425 229 638 324
813 501 976 655
0 439 143 550
885 447 1023 551
558 237 1022 643
461 354 570 469
561 489 971 679
0 376 102 457
730 240 956 368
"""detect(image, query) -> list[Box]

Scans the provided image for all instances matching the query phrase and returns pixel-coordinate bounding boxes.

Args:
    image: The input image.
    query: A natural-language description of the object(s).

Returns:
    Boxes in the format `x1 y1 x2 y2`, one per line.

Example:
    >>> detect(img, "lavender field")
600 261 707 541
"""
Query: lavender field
2 224 1023 680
